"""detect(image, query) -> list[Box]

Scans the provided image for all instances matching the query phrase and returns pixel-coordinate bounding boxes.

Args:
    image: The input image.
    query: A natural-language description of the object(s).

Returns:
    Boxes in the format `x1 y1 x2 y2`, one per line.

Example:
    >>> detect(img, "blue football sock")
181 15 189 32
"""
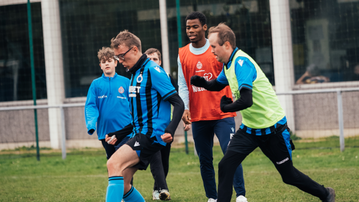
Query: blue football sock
123 186 145 202
106 176 124 202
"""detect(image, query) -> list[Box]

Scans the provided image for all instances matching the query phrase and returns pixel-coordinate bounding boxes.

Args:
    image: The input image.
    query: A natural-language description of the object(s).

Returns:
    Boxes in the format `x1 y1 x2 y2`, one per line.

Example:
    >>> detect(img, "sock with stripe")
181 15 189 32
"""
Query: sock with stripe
106 176 124 202
123 186 145 202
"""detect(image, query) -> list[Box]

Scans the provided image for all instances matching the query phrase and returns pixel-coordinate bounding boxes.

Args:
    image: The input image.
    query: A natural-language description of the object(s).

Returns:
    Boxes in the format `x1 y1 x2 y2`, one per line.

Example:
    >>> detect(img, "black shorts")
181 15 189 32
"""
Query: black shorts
228 123 295 166
126 133 165 170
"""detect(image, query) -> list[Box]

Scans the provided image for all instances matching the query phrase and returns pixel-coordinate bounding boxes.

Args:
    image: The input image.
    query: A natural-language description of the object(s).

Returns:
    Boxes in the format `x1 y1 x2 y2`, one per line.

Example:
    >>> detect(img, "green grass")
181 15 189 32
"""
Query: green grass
0 137 358 202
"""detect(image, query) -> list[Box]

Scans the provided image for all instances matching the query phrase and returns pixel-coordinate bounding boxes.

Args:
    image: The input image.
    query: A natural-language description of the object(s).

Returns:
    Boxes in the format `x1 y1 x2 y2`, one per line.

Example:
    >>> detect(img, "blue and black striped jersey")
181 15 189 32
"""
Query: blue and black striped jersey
129 56 176 146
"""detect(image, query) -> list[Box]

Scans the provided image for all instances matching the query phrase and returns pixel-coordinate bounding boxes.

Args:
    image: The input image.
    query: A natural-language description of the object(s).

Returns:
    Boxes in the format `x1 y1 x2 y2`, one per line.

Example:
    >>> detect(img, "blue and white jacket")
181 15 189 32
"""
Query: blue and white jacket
84 73 132 140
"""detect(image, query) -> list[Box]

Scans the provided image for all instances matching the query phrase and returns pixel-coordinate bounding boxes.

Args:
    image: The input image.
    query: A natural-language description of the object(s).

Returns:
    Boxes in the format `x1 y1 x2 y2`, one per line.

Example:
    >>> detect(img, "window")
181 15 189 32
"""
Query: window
0 3 46 102
290 0 359 84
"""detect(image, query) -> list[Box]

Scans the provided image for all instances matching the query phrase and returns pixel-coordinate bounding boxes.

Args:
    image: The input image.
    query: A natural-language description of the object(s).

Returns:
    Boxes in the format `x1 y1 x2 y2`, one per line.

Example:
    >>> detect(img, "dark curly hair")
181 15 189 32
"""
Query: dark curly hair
185 11 207 26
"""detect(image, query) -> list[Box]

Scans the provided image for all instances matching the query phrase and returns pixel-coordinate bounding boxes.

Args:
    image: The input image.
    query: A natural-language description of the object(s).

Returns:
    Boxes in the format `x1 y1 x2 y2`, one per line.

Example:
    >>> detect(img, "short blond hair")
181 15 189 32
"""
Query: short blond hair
111 30 142 52
208 23 236 49
97 47 114 62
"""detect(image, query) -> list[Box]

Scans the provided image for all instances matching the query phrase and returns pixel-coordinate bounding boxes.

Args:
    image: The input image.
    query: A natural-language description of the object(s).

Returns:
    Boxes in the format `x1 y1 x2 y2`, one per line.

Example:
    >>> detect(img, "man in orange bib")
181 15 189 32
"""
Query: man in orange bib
177 11 246 202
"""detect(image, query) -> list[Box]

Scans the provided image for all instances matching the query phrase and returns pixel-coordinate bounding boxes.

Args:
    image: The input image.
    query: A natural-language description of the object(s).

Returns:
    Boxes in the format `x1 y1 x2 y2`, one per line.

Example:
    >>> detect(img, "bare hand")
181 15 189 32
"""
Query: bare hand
105 134 117 145
161 133 173 143
183 122 191 131
182 110 191 124
304 71 311 77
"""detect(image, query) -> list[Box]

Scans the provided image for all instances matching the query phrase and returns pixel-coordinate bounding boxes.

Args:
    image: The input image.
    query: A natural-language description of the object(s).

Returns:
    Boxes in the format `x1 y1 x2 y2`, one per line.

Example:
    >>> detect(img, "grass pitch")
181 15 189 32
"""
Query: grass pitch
0 136 358 201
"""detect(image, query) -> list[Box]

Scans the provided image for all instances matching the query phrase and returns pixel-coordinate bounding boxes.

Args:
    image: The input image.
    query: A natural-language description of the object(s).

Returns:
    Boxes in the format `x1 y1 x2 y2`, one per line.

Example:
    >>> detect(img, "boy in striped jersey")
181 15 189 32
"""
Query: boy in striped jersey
105 30 184 202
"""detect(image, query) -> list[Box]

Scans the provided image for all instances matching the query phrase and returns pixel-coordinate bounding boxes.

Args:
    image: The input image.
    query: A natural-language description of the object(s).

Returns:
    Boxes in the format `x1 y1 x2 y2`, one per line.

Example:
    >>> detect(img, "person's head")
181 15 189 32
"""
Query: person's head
185 11 207 44
354 64 359 75
144 48 161 66
306 64 320 76
97 47 117 77
111 30 142 70
208 23 236 64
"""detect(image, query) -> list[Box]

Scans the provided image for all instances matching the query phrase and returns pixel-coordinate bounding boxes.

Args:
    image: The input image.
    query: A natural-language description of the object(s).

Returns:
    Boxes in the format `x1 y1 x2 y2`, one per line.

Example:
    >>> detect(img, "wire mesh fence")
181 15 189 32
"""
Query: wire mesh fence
1 0 359 158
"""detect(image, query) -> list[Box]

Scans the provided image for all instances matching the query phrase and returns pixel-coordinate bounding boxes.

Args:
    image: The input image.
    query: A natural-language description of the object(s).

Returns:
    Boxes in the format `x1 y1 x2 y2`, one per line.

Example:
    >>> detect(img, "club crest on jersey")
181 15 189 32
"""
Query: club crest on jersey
196 61 203 69
136 74 143 83
154 66 162 73
118 86 124 94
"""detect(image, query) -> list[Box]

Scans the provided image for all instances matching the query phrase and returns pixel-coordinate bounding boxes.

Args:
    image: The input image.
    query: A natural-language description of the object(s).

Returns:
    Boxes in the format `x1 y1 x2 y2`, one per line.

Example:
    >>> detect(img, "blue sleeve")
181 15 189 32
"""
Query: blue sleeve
84 81 99 135
150 66 176 100
216 68 229 85
234 57 257 90
123 77 130 100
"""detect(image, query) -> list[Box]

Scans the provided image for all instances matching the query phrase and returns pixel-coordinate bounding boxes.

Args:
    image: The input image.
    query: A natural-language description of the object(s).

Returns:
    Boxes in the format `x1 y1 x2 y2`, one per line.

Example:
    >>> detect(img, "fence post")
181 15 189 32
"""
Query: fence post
159 0 170 74
60 106 67 159
176 0 182 49
27 0 40 161
336 90 345 152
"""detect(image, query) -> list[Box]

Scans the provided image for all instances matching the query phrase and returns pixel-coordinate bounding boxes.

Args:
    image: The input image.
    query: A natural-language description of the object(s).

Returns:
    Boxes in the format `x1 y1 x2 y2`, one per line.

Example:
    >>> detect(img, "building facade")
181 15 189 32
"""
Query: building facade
0 0 358 149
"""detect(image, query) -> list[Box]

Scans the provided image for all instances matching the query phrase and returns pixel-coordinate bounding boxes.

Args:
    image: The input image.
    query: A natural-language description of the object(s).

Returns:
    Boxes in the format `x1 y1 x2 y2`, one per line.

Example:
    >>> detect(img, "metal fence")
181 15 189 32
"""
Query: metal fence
277 87 359 152
0 88 359 159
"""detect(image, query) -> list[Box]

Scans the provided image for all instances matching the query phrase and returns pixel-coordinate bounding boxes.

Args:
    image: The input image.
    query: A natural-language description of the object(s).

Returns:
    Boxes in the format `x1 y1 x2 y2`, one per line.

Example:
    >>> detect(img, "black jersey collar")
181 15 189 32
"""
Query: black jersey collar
129 54 148 75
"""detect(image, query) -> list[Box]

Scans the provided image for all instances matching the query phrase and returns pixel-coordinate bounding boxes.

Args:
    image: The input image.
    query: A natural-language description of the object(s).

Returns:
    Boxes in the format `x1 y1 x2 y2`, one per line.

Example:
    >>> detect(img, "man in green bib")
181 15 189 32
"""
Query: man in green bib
191 23 335 202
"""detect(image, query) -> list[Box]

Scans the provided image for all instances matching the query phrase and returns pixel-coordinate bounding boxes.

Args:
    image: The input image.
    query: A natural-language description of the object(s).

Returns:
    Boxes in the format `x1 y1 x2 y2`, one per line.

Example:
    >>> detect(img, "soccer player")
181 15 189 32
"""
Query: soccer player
191 23 335 202
178 11 246 202
105 30 184 202
145 48 176 200
84 47 132 159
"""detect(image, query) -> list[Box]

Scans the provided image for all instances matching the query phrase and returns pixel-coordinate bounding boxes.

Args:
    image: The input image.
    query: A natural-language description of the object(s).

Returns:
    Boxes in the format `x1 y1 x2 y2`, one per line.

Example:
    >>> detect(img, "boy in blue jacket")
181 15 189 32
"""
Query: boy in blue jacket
85 47 133 159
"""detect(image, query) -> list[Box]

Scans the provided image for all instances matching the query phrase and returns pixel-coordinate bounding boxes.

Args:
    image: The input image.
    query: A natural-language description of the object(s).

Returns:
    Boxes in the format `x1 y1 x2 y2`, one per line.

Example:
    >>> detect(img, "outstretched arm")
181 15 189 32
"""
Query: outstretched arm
296 71 310 84
190 75 227 91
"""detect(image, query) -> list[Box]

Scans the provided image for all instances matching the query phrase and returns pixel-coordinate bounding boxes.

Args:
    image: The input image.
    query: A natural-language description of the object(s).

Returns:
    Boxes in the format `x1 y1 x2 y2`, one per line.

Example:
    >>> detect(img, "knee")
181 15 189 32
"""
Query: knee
198 153 213 164
279 166 299 185
281 174 292 185
219 150 235 167
199 158 213 168
151 153 161 163
107 157 120 173
218 158 227 171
